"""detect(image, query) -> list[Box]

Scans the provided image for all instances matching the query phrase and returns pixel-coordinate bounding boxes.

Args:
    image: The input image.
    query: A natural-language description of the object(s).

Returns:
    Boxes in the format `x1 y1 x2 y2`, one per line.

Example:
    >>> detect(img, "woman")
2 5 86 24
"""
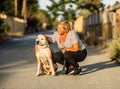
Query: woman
50 20 87 75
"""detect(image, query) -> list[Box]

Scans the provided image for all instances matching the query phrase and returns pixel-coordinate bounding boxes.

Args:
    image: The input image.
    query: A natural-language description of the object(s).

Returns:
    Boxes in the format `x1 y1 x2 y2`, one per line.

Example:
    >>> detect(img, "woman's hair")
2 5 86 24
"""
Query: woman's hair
58 20 72 32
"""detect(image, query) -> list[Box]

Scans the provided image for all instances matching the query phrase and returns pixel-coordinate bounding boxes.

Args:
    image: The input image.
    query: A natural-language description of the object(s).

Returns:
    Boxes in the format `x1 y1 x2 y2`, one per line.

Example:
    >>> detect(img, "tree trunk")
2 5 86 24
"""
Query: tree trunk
14 0 18 16
21 0 27 20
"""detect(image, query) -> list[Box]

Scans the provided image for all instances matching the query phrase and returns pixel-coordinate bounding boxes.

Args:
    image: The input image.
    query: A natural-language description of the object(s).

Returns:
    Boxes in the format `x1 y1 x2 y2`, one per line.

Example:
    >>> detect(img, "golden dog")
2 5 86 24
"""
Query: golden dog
35 34 57 76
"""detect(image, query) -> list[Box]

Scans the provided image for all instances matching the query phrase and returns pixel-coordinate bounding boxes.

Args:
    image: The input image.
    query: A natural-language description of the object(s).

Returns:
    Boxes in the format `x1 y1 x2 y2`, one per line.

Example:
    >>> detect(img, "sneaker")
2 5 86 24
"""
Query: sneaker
65 67 75 74
70 68 82 75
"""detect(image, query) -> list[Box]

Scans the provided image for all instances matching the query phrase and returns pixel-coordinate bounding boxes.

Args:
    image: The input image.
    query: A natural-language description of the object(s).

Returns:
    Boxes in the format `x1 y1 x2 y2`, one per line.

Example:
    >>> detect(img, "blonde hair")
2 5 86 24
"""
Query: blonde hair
58 20 72 32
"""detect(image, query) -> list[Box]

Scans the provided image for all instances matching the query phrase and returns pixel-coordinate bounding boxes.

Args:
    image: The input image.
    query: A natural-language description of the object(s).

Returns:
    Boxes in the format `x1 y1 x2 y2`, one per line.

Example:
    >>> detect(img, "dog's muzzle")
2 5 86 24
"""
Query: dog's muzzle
36 40 48 48
36 41 43 46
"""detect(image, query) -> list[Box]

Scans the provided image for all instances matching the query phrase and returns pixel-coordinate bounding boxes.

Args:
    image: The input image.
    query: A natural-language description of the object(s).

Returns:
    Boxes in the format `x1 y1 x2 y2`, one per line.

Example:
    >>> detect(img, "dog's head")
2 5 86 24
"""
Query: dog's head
36 34 49 48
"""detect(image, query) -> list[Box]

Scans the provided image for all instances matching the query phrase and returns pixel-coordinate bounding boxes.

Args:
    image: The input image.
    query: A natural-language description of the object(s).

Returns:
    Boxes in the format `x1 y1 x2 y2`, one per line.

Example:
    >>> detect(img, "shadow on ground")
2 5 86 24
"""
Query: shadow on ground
81 60 119 75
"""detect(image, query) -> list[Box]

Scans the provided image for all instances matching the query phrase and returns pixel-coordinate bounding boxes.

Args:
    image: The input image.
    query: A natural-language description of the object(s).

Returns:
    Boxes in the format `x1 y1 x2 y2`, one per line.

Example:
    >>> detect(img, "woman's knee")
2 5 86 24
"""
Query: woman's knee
53 52 63 59
82 49 87 60
64 51 72 59
52 52 64 64
64 52 78 67
77 49 87 62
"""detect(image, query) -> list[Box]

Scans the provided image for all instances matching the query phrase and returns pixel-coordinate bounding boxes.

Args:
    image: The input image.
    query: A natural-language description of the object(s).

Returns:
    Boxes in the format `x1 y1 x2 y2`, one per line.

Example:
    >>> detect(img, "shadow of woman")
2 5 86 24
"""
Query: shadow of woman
81 60 119 75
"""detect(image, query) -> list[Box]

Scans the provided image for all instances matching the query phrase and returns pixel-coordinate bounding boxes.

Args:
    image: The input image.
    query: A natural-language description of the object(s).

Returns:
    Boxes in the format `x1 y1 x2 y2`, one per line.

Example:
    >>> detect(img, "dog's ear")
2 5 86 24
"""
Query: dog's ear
45 36 50 44
36 36 38 40
45 35 49 40
45 36 53 44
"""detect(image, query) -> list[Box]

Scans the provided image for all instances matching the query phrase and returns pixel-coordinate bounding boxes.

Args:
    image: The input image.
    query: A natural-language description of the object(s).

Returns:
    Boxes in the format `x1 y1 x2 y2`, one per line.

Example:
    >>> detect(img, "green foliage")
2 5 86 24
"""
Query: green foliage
27 0 39 17
85 36 92 46
47 0 104 25
108 39 120 62
1 23 11 34
0 1 5 12
1 0 14 16
76 0 104 12
0 19 3 27
0 0 39 18
35 9 50 23
47 0 77 25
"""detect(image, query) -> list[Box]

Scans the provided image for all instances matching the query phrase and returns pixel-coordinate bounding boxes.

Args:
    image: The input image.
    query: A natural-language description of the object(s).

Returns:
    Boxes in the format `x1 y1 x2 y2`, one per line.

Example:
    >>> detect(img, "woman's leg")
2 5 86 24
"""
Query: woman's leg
64 52 81 75
64 52 79 68
53 51 70 74
52 51 64 65
74 49 87 62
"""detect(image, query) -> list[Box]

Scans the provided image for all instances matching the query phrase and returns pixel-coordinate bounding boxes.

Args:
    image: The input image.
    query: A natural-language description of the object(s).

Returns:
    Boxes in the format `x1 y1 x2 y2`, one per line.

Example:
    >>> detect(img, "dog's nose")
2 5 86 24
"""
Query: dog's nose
36 41 39 45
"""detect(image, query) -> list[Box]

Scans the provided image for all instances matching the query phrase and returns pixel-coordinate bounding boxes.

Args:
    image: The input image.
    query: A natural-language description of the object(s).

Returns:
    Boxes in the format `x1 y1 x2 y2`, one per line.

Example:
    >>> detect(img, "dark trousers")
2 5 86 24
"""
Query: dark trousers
52 49 87 69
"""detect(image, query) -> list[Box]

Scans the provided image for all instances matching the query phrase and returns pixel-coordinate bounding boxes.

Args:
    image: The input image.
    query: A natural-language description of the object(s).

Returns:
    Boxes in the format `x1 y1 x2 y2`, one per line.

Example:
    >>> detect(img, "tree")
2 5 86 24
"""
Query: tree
0 0 39 18
21 0 27 20
0 1 6 13
14 0 18 16
76 0 104 12
35 9 50 23
26 0 39 17
47 0 77 25
47 0 104 25
4 0 14 16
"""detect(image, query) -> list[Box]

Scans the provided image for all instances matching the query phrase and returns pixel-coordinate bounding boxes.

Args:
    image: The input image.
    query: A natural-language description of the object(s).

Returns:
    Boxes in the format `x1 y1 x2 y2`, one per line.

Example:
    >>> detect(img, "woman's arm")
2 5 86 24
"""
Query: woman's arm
62 43 79 53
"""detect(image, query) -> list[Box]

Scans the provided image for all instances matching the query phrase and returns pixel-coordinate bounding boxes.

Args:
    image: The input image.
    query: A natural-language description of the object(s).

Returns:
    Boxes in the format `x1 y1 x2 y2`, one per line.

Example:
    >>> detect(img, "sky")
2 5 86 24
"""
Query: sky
38 0 51 10
38 0 120 10
101 0 120 7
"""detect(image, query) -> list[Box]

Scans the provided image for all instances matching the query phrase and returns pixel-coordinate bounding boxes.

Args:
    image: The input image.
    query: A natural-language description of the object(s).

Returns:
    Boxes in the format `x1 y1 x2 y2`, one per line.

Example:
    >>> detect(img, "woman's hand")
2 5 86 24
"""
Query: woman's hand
62 43 79 53
61 48 66 53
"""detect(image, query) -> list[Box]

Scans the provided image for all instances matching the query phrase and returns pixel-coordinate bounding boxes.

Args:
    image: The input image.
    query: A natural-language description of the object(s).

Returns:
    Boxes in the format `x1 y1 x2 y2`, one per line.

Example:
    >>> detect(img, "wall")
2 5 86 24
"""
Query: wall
3 16 26 37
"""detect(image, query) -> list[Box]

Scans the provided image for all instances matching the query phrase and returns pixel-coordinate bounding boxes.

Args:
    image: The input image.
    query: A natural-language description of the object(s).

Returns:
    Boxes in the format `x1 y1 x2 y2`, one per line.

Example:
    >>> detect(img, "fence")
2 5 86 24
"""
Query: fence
83 1 120 46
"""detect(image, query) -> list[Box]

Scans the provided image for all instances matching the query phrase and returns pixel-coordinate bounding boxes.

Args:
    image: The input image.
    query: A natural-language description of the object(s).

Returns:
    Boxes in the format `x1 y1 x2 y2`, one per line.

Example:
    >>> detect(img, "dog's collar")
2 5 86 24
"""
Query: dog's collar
38 45 49 49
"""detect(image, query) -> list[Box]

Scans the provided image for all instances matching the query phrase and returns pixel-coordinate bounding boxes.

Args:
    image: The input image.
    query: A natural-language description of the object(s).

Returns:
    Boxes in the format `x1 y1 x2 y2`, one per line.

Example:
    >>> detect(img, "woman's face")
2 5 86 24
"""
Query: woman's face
57 24 66 35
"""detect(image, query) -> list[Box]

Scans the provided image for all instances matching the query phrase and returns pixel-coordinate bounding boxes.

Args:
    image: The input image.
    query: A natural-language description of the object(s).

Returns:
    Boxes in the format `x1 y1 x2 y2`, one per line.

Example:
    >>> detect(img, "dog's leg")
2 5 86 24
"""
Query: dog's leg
48 60 55 75
36 62 41 76
44 66 51 75
46 49 56 75
48 55 55 75
36 55 41 76
40 63 44 74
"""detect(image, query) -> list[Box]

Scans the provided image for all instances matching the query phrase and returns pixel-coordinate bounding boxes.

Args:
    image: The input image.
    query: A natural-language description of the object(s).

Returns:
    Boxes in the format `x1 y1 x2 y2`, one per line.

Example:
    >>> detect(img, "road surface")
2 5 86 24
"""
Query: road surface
0 30 120 89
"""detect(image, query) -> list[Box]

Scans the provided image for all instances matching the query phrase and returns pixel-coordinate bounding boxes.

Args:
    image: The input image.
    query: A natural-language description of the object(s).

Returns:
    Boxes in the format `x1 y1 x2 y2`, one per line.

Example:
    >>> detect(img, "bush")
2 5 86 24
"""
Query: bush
108 38 120 62
0 18 3 27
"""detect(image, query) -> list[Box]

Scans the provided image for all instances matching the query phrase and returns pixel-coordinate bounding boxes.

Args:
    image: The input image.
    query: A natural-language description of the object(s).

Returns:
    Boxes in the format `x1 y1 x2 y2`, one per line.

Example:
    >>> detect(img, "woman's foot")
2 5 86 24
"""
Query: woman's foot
65 66 74 74
70 67 82 75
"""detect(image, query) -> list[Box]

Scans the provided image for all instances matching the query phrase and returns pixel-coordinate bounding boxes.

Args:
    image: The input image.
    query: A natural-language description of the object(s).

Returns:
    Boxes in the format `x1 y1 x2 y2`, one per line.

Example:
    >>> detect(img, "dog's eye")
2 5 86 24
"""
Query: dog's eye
36 41 39 44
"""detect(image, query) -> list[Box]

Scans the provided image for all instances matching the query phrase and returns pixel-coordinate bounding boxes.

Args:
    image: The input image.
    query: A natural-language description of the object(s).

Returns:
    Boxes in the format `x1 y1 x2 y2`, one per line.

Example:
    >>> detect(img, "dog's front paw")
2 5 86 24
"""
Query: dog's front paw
35 72 45 76
51 72 55 76
35 73 41 76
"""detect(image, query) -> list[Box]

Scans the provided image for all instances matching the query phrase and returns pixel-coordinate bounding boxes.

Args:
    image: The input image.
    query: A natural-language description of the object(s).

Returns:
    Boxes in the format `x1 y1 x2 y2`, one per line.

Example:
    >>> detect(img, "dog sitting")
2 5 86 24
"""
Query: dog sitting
35 34 58 76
